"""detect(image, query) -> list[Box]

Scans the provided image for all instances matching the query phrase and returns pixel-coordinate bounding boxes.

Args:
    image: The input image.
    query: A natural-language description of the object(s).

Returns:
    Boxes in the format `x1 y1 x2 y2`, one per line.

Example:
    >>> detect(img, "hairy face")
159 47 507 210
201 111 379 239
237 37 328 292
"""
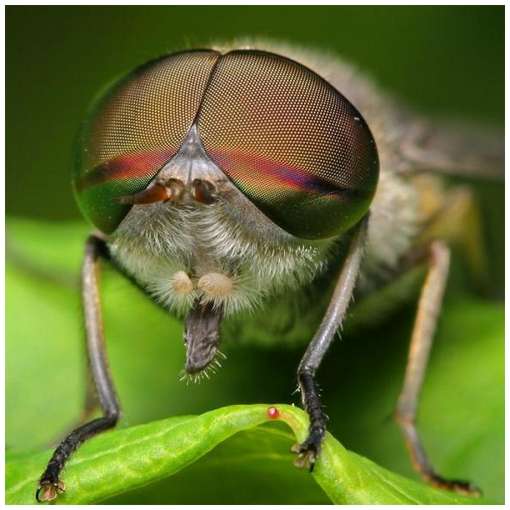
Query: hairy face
107 128 336 378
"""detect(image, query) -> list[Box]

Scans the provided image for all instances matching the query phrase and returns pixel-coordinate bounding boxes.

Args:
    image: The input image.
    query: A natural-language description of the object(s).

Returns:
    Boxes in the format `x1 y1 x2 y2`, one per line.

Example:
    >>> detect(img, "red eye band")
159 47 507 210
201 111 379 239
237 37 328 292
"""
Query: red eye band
76 149 176 191
206 148 351 198
74 49 378 237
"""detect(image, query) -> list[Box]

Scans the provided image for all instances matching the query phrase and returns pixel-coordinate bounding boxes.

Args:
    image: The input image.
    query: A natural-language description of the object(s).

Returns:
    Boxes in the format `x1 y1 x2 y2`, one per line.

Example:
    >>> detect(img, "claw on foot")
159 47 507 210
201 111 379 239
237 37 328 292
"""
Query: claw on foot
36 479 65 503
427 475 482 498
291 442 318 471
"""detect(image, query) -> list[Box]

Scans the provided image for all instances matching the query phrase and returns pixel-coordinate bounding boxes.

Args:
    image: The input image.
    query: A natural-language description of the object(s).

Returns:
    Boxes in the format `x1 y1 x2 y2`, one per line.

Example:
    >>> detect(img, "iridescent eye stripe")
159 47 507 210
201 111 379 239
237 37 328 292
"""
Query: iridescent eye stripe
74 50 220 234
206 148 363 199
74 49 378 238
197 49 379 239
76 149 176 191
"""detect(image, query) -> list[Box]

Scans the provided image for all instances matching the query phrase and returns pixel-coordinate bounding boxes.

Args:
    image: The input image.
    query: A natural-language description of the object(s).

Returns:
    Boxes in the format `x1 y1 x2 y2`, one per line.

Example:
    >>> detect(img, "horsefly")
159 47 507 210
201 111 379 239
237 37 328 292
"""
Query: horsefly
36 40 503 502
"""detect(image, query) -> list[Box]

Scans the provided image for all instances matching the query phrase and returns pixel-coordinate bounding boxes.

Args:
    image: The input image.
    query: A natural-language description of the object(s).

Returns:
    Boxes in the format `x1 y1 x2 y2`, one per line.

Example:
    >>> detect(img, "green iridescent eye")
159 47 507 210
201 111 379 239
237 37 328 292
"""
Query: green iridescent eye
74 49 378 239
73 50 220 234
196 50 379 239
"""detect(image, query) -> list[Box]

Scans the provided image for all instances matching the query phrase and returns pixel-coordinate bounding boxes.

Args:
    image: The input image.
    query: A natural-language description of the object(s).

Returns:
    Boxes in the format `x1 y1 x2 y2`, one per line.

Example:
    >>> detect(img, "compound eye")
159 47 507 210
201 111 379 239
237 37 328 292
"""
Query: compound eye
197 50 379 239
74 50 219 234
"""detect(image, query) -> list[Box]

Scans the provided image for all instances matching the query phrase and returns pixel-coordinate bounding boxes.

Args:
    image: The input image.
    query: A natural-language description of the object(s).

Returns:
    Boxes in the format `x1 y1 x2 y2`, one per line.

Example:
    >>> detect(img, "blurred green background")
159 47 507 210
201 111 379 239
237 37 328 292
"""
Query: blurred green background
6 5 504 504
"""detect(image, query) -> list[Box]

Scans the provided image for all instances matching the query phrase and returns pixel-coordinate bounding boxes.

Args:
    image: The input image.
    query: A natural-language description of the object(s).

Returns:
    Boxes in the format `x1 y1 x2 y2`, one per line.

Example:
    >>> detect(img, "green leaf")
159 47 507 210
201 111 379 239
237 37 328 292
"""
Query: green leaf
7 404 476 504
6 218 503 504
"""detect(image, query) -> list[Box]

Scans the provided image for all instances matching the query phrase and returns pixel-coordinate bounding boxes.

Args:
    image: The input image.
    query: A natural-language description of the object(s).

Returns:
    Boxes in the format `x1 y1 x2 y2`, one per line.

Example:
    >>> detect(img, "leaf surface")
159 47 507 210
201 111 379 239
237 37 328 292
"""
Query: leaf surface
6 404 478 505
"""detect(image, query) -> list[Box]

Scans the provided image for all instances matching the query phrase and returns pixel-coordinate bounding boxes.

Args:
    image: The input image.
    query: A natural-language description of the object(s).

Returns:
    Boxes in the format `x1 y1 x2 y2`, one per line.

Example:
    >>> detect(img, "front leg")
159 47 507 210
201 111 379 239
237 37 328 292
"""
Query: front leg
36 235 120 502
294 219 367 470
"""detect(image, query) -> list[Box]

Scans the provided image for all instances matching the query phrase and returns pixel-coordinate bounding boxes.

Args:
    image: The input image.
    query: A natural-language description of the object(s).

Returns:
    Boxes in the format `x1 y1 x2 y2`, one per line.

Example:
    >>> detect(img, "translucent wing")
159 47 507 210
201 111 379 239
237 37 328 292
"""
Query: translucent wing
396 114 504 180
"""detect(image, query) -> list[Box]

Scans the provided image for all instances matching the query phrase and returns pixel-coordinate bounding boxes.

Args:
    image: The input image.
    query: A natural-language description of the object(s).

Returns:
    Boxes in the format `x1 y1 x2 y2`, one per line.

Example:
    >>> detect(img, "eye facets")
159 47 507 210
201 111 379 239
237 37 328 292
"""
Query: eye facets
196 50 379 239
74 50 220 233
75 49 378 238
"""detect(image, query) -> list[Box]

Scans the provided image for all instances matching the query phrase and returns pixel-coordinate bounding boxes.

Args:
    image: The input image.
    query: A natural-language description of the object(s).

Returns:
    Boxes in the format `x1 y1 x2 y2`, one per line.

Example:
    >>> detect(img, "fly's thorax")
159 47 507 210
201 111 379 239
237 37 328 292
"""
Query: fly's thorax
107 133 337 317
358 170 421 290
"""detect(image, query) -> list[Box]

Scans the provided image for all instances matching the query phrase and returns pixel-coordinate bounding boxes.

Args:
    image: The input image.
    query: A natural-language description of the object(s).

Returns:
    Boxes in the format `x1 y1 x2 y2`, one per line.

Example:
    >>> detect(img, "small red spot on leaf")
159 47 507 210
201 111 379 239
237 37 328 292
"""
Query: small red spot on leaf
267 406 280 419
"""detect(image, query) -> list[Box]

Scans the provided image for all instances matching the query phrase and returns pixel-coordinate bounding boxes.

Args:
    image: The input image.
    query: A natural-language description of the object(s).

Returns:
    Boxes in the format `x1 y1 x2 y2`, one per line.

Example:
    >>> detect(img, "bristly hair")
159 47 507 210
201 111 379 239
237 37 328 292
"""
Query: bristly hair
108 196 336 318
178 350 227 384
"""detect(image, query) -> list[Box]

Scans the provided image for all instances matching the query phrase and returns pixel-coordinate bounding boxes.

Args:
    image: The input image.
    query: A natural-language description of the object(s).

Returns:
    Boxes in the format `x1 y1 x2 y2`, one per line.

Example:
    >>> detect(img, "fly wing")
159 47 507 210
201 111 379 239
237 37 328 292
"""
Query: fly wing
396 114 504 180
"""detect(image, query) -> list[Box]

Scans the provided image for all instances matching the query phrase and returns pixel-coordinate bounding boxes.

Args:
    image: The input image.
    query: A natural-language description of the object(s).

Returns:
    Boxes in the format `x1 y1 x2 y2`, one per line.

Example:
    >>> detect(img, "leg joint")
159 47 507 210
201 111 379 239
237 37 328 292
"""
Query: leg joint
394 405 415 428
297 365 315 380
105 408 120 424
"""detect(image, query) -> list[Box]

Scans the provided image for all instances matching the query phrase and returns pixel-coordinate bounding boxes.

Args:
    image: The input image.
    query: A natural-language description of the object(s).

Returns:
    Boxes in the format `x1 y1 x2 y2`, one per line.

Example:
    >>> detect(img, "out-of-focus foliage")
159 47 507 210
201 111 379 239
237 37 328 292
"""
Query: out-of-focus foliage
6 219 504 503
